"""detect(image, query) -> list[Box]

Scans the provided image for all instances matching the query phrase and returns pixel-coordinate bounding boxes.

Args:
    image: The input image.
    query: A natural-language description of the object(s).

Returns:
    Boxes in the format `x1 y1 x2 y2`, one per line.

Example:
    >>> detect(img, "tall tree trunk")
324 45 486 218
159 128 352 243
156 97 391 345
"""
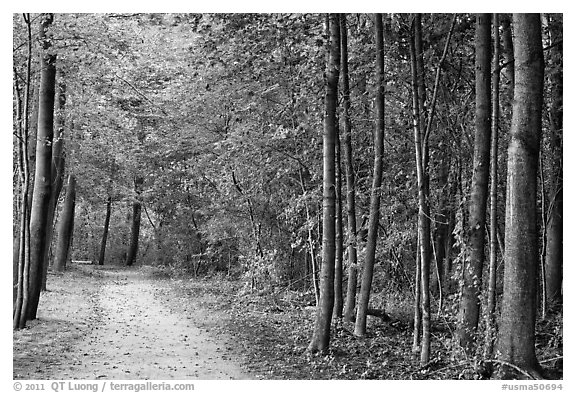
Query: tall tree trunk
354 13 385 337
409 14 433 364
42 77 66 290
544 13 563 308
27 13 56 321
458 13 491 354
14 73 24 306
408 14 427 355
484 13 500 360
54 175 76 272
410 13 456 365
333 129 344 319
497 13 544 378
308 13 340 353
98 196 112 265
340 14 360 323
13 14 33 329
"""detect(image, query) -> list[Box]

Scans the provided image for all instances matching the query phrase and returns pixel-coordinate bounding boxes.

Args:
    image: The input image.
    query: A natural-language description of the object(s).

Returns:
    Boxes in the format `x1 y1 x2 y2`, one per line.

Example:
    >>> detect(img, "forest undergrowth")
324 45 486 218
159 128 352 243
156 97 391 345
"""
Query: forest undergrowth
160 268 563 380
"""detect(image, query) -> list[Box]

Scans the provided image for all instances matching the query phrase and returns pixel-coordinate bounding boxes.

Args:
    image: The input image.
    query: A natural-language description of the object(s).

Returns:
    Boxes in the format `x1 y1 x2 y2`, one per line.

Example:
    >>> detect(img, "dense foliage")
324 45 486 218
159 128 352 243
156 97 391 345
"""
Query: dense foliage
13 13 562 379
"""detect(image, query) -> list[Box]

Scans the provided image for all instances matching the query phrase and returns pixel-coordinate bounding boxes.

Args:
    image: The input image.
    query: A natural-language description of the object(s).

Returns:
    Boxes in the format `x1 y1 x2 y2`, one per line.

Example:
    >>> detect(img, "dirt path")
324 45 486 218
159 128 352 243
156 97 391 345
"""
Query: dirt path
13 265 250 380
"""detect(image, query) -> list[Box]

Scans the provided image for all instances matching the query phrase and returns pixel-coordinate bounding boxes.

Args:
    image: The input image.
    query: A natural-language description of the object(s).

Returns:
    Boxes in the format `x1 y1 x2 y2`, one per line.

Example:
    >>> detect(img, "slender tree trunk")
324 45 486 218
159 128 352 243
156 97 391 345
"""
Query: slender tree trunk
126 176 143 267
26 72 39 201
484 13 500 360
544 14 563 308
98 196 112 265
354 13 385 337
442 206 456 295
41 78 66 290
54 175 76 272
458 13 491 354
333 129 344 318
232 171 263 288
411 14 456 364
340 14 359 323
414 14 427 123
13 234 20 303
412 234 422 352
307 207 320 304
299 168 320 305
27 13 56 321
497 13 544 378
432 158 450 297
408 13 431 365
155 225 164 265
308 13 339 353
14 74 24 306
409 15 426 355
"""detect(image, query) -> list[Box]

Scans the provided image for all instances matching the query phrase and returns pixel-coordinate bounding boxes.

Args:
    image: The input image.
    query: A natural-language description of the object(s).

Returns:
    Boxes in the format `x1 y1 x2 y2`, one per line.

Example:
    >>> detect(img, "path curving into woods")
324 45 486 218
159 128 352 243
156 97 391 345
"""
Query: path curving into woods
13 265 250 380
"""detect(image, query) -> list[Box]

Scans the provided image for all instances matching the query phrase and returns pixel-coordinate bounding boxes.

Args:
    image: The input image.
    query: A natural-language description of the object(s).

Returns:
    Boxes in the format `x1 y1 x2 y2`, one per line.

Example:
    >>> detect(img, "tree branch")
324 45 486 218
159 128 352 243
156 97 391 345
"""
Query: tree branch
114 73 168 116
483 359 540 380
422 14 457 148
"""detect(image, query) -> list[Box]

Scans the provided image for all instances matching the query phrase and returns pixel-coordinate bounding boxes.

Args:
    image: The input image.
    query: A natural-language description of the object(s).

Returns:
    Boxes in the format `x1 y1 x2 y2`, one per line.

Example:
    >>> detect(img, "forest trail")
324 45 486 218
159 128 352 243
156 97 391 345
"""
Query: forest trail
13 264 250 380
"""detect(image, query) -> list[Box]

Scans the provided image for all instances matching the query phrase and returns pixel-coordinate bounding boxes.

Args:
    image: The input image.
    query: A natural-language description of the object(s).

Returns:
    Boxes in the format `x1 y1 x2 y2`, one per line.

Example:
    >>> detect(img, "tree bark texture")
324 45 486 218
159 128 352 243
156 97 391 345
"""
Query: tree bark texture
98 196 112 265
409 15 424 353
412 234 422 352
497 13 544 378
42 78 66 290
27 13 56 320
340 14 360 323
13 13 33 330
126 176 144 266
458 13 491 354
409 13 433 364
126 202 142 266
333 129 344 319
13 234 20 302
500 14 515 132
13 72 24 305
308 13 339 353
54 175 76 272
544 13 563 307
501 15 515 89
484 13 500 360
354 13 385 337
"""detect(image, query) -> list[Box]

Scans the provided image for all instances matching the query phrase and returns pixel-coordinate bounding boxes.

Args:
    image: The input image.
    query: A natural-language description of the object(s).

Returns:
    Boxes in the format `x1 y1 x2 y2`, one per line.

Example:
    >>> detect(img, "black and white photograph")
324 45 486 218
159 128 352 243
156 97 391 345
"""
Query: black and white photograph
11 9 564 390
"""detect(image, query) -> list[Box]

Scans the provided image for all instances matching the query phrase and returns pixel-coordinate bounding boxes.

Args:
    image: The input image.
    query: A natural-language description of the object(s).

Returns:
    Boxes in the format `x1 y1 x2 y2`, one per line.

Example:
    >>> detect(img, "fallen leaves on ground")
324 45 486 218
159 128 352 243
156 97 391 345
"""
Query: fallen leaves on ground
163 273 563 380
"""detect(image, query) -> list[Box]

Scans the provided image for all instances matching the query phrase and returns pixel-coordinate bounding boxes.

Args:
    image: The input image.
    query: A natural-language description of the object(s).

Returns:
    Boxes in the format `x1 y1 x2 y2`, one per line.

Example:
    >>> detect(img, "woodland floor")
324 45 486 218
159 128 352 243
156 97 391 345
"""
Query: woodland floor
13 263 563 380
13 264 249 380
